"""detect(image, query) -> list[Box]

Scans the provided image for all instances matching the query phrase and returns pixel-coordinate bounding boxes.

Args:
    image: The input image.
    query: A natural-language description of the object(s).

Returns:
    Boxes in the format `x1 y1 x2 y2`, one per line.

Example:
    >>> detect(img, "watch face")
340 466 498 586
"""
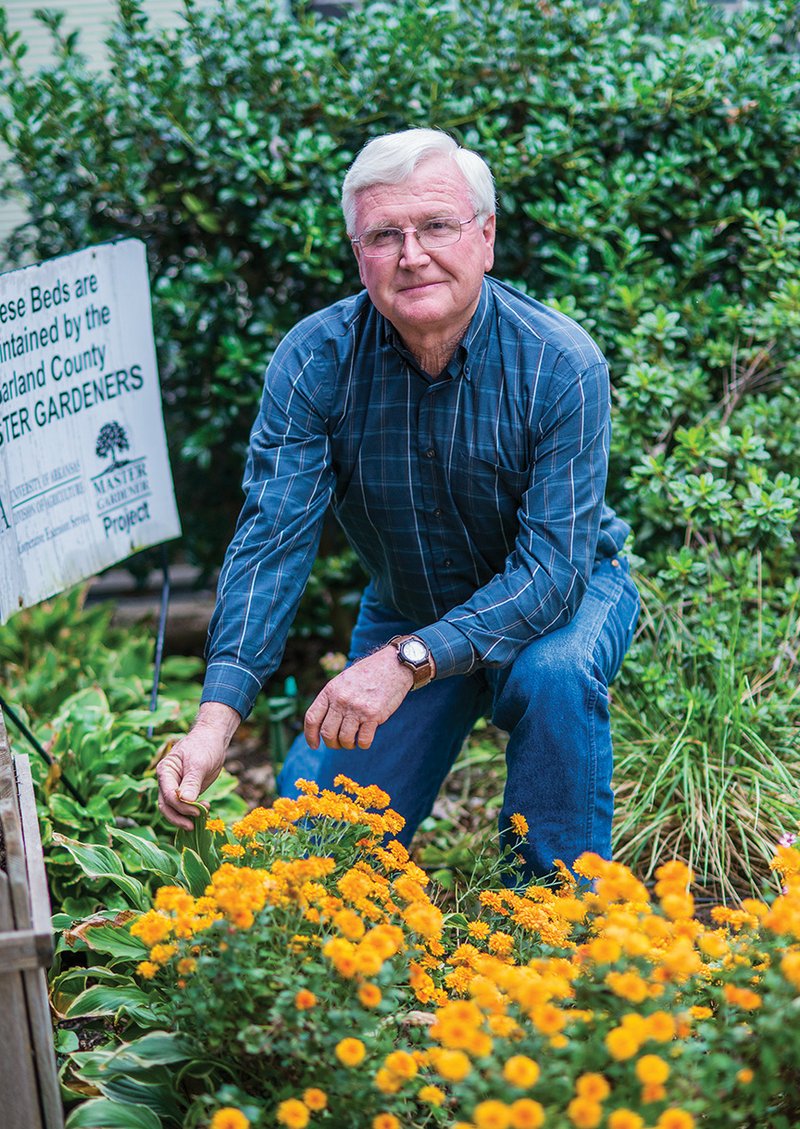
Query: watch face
401 639 428 664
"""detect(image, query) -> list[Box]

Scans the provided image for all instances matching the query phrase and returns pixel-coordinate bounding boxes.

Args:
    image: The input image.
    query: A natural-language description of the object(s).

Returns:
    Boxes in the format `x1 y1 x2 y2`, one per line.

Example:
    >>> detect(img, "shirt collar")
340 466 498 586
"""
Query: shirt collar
379 276 493 383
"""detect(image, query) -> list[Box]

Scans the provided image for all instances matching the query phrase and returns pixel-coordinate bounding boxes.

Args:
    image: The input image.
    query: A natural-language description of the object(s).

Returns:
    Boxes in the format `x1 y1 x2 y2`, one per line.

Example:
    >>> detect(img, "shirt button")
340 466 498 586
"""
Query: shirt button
424 448 436 459
433 508 442 517
444 558 453 568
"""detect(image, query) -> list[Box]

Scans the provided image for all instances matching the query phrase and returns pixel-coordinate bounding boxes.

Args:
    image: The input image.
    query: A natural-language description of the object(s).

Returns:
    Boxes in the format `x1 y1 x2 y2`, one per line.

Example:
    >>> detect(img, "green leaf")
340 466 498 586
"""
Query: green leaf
65 1098 162 1129
110 828 180 879
66 984 159 1025
72 922 149 961
175 812 218 870
179 848 211 898
52 836 126 878
105 1031 195 1069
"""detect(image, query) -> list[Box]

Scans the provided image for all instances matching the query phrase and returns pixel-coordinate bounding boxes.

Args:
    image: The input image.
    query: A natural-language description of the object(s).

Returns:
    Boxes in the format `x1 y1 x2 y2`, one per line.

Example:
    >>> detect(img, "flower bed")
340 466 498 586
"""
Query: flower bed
59 779 800 1129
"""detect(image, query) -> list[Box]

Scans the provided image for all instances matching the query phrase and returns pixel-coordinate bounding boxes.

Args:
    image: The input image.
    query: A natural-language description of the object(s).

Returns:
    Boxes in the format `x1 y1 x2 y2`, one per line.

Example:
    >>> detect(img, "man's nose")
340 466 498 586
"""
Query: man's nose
398 230 431 267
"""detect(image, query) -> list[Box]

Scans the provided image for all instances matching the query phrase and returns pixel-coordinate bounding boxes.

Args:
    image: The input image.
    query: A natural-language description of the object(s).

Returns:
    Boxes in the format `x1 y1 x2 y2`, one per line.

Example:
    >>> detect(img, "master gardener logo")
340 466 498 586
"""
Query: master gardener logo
91 419 152 538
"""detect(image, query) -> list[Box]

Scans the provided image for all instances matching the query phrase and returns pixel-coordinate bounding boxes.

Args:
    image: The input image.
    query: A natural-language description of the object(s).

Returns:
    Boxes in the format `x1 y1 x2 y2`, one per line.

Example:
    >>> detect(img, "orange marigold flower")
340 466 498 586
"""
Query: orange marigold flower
488 931 515 957
608 1112 644 1129
510 813 529 837
642 1083 667 1104
358 982 382 1008
335 1037 366 1067
136 960 158 980
430 1047 471 1082
294 989 317 1010
605 1027 639 1060
656 1111 695 1129
372 1116 399 1129
130 910 173 946
510 1099 545 1129
605 970 648 1003
780 950 800 989
646 1011 677 1042
723 985 762 1010
468 920 491 939
302 1088 327 1111
473 1099 512 1129
210 1109 250 1129
737 1068 754 1084
636 1055 670 1085
567 1097 603 1128
503 1055 540 1088
384 1050 418 1081
276 1099 309 1128
374 1067 402 1095
417 1083 445 1105
176 957 197 976
576 1073 611 1101
531 1003 566 1035
221 843 246 859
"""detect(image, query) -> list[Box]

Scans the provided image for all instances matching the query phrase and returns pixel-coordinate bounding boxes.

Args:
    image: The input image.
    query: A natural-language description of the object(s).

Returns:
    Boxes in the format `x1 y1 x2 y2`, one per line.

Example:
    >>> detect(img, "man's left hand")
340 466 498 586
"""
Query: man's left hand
304 646 416 750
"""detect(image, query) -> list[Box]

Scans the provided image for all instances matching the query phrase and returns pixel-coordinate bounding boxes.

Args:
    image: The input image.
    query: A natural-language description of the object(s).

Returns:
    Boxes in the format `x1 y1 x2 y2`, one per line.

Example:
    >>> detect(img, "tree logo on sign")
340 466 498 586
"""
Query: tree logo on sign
95 421 130 471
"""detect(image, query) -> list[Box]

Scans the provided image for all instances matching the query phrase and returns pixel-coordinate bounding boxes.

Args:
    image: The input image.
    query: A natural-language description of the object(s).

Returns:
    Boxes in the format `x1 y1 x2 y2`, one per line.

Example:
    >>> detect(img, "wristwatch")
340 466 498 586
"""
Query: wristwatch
388 634 434 690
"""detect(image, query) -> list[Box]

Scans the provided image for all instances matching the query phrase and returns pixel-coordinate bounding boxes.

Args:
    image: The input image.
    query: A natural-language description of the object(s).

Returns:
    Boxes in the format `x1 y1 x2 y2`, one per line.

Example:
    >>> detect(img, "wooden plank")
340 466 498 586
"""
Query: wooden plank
0 710 32 931
0 928 52 969
16 753 64 1129
0 871 44 1129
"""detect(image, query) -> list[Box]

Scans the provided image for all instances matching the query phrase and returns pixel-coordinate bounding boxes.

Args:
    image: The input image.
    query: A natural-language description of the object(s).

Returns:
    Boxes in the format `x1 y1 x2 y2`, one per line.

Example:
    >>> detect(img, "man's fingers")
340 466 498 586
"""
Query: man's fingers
357 721 377 749
304 692 329 749
320 708 345 749
157 789 196 831
338 715 360 750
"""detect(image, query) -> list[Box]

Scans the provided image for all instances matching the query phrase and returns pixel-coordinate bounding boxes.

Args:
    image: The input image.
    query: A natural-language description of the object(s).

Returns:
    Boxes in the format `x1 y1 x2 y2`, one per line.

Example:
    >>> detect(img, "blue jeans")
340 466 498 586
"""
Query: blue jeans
277 556 640 881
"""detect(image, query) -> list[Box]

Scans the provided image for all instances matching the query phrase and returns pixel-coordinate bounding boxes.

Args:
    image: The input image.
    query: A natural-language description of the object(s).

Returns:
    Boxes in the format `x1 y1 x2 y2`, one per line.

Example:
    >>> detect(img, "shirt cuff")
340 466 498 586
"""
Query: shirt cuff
415 620 477 680
201 661 263 720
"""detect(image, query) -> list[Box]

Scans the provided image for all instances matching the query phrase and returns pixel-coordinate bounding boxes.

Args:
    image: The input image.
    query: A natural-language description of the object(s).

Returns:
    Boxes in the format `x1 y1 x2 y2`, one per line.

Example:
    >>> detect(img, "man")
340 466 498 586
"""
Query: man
157 128 639 881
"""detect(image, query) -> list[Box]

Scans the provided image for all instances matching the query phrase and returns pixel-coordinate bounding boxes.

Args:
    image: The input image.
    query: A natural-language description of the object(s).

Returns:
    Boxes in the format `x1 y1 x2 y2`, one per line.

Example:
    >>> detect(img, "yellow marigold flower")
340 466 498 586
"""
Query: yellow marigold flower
576 1073 611 1101
294 989 317 1010
430 1047 472 1082
509 1099 545 1129
130 910 173 947
510 813 529 837
605 970 648 1003
221 843 246 859
358 982 382 1008
335 1037 366 1067
276 1099 309 1128
149 942 177 965
660 892 695 921
474 1099 512 1129
635 1055 670 1085
503 1055 540 1088
488 931 515 957
302 1089 327 1111
372 1115 399 1129
723 984 762 1010
136 960 159 980
334 907 366 940
646 1011 677 1042
210 1109 249 1129
780 950 800 989
608 1112 644 1129
606 1027 639 1061
402 900 444 938
205 818 226 834
354 945 384 977
641 1082 667 1104
567 1097 603 1128
418 1084 445 1106
176 957 197 976
689 1005 712 1020
468 920 491 939
656 1112 695 1129
295 778 320 795
531 1003 566 1036
384 1050 418 1081
374 1067 402 1094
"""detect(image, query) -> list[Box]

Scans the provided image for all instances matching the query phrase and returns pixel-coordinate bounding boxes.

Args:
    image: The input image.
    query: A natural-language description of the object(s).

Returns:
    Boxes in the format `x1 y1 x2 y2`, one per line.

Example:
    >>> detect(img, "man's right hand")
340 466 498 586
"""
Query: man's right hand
156 702 241 830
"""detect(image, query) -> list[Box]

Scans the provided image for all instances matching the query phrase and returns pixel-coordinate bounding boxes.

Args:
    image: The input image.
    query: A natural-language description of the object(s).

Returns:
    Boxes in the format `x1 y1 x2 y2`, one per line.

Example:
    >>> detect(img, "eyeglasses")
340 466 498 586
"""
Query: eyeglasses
352 214 479 258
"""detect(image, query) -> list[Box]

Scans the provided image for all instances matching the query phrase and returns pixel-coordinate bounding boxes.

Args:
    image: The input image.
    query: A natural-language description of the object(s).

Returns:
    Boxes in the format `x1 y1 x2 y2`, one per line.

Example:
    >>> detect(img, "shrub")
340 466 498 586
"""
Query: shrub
59 786 800 1128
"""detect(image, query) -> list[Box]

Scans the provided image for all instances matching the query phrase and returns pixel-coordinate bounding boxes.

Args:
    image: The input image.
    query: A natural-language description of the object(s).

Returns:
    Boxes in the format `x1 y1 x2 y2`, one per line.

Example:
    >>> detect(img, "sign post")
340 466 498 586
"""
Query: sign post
0 238 181 621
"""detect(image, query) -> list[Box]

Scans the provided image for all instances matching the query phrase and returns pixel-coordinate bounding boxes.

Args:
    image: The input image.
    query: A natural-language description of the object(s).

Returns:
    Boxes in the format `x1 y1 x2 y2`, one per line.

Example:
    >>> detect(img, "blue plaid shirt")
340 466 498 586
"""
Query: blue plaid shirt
202 276 630 719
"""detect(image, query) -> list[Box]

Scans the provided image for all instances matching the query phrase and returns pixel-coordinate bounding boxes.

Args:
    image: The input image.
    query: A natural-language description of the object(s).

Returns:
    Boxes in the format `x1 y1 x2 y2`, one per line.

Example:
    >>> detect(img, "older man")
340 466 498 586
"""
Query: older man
157 128 639 880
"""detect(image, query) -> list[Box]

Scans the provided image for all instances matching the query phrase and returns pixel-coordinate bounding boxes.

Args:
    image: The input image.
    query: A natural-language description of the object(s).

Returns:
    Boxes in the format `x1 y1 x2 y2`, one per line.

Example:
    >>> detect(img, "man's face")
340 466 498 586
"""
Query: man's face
352 156 495 351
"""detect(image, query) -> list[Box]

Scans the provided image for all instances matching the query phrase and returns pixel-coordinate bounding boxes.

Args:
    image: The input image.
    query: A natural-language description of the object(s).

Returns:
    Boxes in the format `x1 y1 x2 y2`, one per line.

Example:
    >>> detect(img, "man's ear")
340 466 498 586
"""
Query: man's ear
482 214 496 273
352 241 367 287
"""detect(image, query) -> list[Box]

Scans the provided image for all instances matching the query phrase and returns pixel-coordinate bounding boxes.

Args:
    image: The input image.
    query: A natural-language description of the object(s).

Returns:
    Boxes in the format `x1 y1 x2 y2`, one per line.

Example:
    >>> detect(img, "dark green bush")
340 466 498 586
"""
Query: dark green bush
1 0 799 894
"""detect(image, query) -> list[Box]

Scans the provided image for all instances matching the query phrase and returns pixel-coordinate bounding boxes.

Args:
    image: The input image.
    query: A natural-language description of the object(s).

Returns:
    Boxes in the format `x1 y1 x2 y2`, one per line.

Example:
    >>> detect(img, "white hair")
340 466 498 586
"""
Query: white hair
341 128 496 236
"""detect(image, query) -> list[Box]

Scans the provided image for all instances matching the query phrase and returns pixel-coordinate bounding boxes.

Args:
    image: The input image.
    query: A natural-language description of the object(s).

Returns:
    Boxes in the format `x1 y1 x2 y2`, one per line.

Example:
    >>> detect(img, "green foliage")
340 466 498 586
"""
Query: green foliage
0 589 245 916
1 0 799 570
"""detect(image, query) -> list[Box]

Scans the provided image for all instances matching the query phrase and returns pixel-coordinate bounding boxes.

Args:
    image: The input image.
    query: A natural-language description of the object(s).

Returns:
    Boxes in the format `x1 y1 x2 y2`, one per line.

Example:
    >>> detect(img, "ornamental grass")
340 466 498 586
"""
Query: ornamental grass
62 780 800 1129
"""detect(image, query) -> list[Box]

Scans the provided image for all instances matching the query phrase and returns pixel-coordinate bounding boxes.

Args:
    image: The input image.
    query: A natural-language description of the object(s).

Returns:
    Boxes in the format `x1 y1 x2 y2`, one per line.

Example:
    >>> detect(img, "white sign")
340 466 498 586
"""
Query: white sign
0 239 181 623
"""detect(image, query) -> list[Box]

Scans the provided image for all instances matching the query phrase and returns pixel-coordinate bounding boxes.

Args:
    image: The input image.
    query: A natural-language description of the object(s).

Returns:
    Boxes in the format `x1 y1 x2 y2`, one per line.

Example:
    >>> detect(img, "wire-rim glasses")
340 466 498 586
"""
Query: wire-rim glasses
352 214 479 258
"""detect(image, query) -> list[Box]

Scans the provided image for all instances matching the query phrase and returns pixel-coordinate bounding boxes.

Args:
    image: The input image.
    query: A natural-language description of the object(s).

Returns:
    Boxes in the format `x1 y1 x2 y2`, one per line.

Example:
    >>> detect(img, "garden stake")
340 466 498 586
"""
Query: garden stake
0 694 86 806
147 544 171 740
